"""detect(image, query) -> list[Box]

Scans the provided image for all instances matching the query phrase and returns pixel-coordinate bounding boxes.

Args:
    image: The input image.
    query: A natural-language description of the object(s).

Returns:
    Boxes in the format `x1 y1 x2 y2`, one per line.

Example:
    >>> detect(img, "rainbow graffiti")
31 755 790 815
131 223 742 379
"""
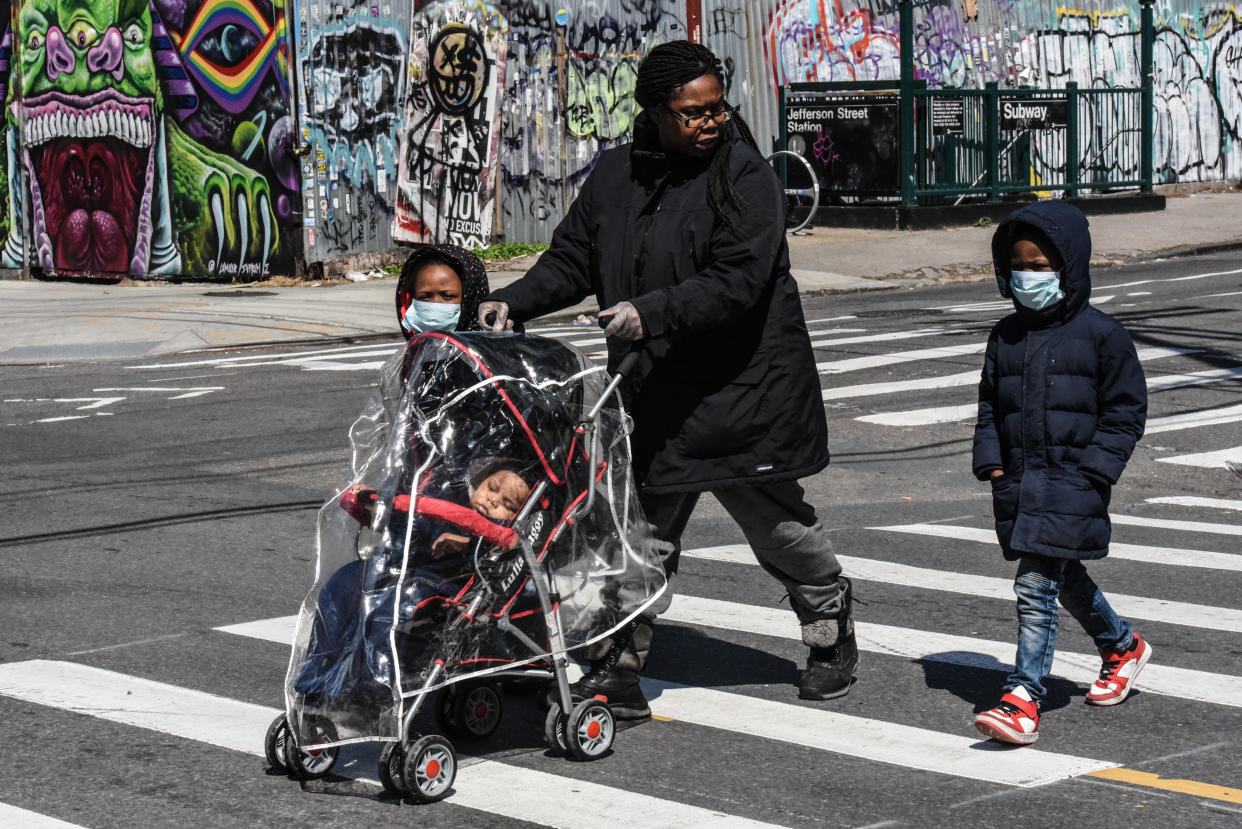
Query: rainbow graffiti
171 0 290 114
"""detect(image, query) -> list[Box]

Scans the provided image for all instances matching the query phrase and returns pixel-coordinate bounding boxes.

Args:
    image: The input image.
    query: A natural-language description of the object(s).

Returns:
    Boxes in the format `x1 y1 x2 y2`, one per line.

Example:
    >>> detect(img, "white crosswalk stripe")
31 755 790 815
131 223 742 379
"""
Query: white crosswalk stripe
642 679 1114 786
219 612 1125 783
0 660 786 829
1110 514 1242 537
851 347 1220 426
662 594 1242 709
1145 403 1242 434
221 569 1242 710
1156 445 1242 469
869 522 1242 574
1146 496 1242 512
819 342 987 374
0 804 87 828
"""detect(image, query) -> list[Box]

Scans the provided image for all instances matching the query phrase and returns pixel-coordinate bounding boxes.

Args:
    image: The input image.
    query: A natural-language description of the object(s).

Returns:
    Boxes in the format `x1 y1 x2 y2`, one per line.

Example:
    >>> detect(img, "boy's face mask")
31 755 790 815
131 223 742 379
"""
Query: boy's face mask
1009 270 1065 311
402 300 461 334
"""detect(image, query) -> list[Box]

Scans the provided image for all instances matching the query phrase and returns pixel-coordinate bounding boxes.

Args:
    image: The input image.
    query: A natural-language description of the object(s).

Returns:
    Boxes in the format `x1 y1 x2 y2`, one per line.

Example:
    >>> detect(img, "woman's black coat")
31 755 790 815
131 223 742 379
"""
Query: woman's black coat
488 124 828 493
972 201 1147 559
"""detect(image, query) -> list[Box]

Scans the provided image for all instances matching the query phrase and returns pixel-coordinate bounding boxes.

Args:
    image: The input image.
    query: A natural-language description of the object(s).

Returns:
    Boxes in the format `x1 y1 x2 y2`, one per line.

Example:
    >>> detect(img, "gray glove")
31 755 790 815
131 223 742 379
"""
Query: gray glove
599 301 644 341
477 300 513 331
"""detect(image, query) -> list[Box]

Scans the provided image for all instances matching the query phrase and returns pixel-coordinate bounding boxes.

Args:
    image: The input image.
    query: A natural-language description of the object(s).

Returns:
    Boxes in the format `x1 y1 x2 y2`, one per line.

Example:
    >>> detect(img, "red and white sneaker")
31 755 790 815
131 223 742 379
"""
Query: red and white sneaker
1085 633 1152 706
974 685 1040 745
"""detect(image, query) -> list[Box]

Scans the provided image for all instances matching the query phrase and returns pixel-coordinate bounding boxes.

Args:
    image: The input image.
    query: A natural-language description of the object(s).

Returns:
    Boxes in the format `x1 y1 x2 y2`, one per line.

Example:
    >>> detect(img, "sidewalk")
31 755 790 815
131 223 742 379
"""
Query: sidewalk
1 191 1239 365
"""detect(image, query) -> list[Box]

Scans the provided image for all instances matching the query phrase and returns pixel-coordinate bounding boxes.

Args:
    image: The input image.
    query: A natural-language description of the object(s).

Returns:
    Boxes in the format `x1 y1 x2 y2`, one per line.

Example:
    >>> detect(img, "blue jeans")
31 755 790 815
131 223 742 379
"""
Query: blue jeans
1007 553 1133 704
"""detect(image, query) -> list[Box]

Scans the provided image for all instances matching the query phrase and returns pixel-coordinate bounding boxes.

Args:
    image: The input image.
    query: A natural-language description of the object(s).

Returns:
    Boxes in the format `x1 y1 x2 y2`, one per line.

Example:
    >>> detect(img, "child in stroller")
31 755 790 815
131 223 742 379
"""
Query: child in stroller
267 328 668 803
292 456 536 711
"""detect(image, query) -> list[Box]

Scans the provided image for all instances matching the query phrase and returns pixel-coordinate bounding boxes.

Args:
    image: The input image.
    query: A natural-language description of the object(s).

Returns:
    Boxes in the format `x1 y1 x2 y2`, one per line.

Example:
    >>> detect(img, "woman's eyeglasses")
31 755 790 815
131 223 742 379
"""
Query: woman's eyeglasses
665 104 737 129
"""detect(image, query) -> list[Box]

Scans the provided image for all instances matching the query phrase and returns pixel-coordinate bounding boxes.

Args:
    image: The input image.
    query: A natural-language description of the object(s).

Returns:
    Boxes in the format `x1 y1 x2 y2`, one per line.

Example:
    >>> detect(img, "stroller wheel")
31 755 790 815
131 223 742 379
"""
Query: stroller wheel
263 714 290 772
452 683 503 739
283 718 339 780
402 734 457 803
543 703 567 753
378 741 406 795
565 699 615 761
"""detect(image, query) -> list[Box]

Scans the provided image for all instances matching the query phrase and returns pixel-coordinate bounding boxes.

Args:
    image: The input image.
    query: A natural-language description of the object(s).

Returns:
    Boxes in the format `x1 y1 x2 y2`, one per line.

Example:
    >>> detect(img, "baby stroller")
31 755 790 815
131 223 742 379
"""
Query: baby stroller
264 331 667 802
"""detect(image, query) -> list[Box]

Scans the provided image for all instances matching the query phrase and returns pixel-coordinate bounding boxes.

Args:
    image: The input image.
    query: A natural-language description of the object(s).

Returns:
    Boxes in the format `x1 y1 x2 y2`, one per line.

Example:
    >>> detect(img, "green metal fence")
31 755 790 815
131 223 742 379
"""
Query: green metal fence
777 81 1147 206
915 84 1145 203
774 0 1155 210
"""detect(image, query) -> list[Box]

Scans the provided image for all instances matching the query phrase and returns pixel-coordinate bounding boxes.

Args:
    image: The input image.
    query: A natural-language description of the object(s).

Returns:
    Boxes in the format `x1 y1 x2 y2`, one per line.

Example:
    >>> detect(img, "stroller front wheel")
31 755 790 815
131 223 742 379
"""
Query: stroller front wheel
263 714 290 772
378 741 406 795
283 718 339 779
402 734 457 803
565 699 615 761
543 703 567 753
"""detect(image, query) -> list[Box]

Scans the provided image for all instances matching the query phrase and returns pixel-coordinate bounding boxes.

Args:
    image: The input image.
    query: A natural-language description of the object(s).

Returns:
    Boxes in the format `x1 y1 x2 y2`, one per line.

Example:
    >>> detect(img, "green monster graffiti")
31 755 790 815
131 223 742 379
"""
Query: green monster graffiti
2 0 277 276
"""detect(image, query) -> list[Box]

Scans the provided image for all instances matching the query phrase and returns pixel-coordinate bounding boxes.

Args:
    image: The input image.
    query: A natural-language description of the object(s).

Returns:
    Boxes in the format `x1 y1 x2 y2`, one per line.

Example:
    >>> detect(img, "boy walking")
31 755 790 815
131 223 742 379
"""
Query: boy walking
971 201 1152 745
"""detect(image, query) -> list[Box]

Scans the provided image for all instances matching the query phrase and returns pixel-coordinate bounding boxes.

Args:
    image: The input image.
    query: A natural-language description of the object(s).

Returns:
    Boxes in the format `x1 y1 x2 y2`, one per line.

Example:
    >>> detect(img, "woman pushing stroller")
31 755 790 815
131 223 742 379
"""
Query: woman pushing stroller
480 41 859 716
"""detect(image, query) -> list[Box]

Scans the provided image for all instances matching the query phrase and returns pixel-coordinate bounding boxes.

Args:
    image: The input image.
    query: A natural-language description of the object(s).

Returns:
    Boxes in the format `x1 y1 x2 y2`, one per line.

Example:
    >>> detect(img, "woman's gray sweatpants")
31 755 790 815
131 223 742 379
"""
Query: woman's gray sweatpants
602 479 846 671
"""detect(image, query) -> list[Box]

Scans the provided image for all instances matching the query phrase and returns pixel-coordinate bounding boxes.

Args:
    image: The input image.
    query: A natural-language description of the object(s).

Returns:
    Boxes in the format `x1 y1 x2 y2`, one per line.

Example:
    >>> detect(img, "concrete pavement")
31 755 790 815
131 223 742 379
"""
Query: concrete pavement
1 190 1239 365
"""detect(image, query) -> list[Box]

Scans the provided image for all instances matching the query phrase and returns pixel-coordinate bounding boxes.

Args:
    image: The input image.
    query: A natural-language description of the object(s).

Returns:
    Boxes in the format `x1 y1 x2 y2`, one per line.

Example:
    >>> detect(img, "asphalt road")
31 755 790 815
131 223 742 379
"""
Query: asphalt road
2 253 1241 828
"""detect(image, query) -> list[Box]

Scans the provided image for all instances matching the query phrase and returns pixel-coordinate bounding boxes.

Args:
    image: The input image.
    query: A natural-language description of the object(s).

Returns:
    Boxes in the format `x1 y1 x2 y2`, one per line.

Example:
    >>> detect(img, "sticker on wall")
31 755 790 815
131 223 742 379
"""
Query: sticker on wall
394 1 507 249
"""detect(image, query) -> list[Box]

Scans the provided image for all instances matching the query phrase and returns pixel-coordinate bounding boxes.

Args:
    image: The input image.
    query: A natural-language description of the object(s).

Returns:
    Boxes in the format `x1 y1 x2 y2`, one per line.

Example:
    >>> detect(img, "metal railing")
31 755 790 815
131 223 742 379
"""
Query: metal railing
915 83 1145 204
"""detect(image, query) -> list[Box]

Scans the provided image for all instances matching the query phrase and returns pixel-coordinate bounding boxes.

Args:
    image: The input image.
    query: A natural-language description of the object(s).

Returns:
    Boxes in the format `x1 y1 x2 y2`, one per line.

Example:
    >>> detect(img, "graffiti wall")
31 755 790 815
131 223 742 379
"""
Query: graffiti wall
295 0 410 260
1 0 299 278
3 0 1238 276
723 0 1242 186
499 1 687 243
394 1 505 247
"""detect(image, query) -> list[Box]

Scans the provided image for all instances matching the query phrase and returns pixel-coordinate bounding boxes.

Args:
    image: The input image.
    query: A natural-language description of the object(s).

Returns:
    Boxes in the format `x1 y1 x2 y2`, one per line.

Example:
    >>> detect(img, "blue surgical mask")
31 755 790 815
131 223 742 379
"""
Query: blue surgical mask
402 300 460 334
1009 270 1065 310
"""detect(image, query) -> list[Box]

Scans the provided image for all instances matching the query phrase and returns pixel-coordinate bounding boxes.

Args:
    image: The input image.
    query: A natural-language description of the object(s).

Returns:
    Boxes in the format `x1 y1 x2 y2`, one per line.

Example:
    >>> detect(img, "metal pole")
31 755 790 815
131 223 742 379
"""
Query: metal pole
987 82 1000 202
555 20 569 215
1140 0 1154 192
899 0 916 207
1065 82 1079 199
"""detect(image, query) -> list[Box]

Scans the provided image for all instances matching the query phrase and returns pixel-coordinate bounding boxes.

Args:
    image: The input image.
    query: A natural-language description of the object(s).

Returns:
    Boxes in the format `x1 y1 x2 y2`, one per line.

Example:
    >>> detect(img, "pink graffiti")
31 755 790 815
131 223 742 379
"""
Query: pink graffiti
813 128 840 166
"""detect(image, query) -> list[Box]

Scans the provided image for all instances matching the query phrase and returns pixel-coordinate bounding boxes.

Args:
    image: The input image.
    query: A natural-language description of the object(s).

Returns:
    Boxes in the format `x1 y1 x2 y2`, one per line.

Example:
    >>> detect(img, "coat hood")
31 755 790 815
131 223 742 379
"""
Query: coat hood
396 244 490 338
991 200 1092 325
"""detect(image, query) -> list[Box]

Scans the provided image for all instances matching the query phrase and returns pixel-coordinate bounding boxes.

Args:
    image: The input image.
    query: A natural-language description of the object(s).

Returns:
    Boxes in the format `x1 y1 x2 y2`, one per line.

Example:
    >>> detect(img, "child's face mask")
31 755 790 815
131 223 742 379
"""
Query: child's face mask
402 300 461 334
1009 270 1064 311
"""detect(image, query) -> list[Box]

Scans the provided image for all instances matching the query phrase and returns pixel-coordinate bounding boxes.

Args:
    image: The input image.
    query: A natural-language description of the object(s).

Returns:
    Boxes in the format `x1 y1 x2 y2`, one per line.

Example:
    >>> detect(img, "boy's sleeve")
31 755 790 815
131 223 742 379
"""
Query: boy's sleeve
1079 324 1147 486
972 328 1003 480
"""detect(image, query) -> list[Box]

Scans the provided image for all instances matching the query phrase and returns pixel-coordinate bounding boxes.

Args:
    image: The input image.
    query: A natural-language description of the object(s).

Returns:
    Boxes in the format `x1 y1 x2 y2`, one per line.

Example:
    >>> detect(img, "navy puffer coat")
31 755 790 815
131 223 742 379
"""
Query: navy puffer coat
972 201 1147 560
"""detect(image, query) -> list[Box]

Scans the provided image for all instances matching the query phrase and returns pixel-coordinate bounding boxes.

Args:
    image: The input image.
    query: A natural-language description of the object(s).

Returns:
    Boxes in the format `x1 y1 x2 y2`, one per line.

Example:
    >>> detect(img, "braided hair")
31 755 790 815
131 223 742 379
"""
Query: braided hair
635 40 759 231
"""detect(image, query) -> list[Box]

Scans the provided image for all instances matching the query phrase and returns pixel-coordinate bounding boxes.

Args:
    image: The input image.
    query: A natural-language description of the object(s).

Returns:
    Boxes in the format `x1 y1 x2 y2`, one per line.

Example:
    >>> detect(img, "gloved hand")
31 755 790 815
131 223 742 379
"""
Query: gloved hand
599 301 644 340
478 300 513 331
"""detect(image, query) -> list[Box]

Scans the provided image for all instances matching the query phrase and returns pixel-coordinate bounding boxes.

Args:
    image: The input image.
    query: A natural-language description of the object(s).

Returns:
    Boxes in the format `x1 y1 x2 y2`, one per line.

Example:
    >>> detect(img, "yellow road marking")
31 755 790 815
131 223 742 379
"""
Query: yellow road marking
1086 768 1242 804
651 714 675 722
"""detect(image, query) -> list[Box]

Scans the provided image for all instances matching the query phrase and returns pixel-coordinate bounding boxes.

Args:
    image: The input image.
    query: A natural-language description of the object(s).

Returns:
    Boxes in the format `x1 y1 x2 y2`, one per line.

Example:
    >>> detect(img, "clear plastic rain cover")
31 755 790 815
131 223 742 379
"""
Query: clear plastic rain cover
285 332 667 748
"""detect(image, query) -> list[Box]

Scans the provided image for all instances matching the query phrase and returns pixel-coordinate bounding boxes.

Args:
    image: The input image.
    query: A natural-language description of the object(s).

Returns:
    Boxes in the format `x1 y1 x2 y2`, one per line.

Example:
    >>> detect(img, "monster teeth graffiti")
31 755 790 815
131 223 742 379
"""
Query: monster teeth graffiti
24 104 154 148
20 91 157 274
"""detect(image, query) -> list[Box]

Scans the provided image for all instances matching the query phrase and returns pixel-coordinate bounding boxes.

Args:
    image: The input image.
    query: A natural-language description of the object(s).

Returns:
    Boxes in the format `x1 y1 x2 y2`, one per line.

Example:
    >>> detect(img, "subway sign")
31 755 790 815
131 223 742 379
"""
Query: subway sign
1000 97 1068 130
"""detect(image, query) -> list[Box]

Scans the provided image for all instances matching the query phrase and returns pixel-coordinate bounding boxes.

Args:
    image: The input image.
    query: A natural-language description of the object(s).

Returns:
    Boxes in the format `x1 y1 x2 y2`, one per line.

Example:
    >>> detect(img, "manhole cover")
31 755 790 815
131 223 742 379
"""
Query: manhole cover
202 290 279 297
853 308 942 318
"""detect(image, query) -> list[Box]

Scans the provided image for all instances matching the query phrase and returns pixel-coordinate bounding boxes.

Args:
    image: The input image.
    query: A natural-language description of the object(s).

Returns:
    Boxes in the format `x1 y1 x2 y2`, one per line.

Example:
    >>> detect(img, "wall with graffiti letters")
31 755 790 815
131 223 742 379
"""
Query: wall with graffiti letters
5 0 1238 277
1 0 299 279
706 0 1242 189
497 0 687 243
